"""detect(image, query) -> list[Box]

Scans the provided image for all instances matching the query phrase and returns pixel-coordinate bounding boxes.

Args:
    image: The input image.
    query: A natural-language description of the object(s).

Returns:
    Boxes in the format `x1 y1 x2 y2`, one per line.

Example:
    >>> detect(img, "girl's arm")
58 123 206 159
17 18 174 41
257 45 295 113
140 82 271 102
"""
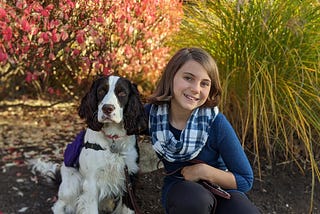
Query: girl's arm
182 114 253 192
181 163 237 189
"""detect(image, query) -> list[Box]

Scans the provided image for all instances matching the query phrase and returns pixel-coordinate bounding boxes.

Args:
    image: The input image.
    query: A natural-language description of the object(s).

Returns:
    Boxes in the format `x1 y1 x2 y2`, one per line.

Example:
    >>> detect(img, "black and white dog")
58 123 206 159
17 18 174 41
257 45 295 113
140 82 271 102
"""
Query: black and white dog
41 75 147 214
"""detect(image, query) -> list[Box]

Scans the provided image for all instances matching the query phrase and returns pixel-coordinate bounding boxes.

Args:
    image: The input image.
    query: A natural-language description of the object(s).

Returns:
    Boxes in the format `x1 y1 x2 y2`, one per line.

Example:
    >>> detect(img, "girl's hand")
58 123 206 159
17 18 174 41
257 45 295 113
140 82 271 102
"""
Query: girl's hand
181 163 207 181
181 163 238 190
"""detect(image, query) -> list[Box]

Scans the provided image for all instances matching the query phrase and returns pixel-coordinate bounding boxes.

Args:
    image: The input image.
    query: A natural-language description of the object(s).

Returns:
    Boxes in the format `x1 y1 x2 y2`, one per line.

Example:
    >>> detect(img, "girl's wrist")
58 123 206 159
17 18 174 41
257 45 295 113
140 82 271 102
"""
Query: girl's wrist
199 163 213 181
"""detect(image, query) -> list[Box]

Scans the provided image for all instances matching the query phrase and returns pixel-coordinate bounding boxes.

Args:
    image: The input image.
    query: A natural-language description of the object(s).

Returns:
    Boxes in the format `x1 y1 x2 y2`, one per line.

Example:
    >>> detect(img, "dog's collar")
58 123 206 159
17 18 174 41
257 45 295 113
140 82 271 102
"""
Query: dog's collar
104 134 123 140
104 134 123 153
84 142 104 151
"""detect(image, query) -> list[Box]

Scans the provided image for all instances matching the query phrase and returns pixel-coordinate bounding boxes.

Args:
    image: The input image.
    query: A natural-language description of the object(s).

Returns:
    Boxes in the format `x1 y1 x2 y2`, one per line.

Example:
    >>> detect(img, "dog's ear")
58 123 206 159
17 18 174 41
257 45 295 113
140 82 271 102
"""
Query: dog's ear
78 78 104 131
123 83 148 135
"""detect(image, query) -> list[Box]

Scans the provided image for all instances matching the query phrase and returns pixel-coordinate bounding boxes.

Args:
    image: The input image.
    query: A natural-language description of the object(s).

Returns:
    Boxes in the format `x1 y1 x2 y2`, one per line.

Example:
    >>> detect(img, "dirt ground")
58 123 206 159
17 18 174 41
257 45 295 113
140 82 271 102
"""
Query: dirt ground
0 101 319 214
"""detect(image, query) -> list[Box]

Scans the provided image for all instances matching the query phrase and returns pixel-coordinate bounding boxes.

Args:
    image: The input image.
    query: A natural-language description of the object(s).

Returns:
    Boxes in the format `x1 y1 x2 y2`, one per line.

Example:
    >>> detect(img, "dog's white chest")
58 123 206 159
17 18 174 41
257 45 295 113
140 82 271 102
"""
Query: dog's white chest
80 148 125 173
78 129 139 199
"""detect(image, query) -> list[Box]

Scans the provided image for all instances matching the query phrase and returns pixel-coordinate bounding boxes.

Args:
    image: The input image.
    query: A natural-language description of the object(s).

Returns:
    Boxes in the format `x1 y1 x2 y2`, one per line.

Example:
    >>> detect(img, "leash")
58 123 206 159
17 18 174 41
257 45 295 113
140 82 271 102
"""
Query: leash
159 158 203 177
161 159 231 197
124 166 142 214
160 159 233 213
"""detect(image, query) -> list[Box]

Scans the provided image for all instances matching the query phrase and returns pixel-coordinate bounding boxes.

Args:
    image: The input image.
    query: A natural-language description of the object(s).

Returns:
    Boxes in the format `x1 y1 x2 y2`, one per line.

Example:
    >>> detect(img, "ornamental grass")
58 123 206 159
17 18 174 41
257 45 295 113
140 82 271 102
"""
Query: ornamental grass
170 1 320 212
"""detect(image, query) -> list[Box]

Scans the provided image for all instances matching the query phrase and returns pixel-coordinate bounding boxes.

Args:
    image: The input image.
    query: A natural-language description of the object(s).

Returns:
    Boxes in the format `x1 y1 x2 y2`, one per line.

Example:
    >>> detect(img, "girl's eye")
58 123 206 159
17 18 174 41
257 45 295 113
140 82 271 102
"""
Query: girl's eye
201 81 211 87
184 76 192 81
118 91 127 97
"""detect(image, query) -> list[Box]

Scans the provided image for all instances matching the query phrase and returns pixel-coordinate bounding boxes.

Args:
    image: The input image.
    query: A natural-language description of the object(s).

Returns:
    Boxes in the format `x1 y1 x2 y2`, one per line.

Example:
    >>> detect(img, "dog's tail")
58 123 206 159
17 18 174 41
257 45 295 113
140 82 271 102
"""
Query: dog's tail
28 158 62 185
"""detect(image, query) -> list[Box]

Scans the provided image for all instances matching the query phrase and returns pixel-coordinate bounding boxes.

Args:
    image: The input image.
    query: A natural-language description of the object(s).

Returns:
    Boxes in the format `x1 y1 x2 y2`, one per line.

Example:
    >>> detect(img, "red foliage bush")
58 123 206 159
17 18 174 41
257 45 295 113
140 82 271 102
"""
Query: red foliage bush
0 0 183 99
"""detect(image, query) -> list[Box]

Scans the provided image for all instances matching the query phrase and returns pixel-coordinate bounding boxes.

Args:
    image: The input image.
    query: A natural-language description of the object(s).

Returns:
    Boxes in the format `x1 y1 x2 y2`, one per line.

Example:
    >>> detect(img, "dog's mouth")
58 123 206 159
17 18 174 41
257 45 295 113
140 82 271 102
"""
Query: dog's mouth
100 114 114 122
99 113 122 124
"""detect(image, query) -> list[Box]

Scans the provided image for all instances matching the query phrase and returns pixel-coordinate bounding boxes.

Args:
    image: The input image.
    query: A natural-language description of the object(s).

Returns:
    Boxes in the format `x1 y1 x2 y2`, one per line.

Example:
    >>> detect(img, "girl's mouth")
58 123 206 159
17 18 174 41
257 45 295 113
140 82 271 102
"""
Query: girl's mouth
184 94 200 101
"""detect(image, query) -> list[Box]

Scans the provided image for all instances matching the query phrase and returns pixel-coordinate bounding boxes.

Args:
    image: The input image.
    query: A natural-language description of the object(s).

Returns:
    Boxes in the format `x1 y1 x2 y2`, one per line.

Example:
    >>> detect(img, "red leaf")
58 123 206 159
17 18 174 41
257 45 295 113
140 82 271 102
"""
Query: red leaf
48 87 55 94
32 3 43 12
46 4 54 11
51 31 60 43
65 0 75 8
21 19 31 32
76 31 85 44
49 53 55 60
40 32 50 43
41 9 50 17
49 20 60 29
31 26 39 35
73 49 80 56
16 0 27 9
0 8 7 19
2 26 12 41
55 89 61 96
61 30 69 41
103 67 110 76
0 50 8 63
96 16 104 23
25 72 33 83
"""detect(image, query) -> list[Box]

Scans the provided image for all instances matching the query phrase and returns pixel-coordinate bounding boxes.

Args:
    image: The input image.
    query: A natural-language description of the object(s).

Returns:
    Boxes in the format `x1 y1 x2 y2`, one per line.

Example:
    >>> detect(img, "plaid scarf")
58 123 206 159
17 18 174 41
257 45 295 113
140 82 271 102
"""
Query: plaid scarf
149 104 219 162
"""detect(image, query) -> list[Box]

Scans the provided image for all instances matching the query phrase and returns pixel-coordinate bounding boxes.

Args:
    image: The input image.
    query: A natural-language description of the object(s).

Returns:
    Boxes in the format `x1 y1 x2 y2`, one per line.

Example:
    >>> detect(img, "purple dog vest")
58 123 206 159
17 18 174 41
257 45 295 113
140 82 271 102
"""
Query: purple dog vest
63 130 85 168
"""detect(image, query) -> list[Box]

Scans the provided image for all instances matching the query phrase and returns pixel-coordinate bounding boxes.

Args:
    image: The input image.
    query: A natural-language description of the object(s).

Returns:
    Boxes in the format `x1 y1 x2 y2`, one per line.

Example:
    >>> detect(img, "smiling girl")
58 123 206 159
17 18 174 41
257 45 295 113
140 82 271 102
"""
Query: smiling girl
145 47 260 214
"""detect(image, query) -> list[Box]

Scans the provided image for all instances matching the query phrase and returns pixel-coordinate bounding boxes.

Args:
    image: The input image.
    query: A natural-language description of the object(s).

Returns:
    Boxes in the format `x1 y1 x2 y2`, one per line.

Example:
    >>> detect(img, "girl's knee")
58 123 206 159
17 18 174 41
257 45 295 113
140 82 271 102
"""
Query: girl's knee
216 191 260 214
166 181 215 214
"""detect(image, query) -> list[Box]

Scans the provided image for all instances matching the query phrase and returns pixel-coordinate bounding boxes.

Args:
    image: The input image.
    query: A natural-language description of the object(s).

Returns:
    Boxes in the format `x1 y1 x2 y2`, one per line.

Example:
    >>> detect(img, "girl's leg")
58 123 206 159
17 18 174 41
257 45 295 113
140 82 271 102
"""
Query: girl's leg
215 191 261 214
166 180 215 214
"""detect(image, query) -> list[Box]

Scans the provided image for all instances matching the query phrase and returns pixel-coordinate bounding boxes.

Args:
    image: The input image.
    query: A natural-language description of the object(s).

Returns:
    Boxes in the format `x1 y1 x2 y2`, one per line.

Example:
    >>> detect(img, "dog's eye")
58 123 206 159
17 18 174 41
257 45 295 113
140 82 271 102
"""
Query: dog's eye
118 91 127 97
98 89 106 96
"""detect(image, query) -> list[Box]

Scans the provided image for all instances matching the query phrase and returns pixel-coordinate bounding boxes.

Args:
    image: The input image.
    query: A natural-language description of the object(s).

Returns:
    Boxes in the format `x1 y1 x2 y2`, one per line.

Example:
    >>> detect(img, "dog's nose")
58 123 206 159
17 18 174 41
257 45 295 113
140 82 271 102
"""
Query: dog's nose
102 104 115 114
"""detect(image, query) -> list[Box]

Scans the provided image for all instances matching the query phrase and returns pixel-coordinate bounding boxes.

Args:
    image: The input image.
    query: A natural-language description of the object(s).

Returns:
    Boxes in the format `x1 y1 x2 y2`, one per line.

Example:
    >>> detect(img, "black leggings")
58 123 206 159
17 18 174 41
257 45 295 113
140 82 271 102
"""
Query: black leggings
166 180 260 214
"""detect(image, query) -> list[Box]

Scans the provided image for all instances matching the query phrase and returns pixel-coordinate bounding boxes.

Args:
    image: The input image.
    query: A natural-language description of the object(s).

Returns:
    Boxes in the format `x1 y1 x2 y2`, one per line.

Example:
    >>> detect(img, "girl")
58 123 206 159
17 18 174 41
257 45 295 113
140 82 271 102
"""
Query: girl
145 47 260 214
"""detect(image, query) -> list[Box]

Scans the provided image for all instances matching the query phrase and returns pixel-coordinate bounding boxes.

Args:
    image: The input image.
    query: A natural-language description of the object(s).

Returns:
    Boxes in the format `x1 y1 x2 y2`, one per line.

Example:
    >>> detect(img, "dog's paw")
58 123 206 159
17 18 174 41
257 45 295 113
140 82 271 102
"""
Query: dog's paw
121 205 135 214
99 197 119 213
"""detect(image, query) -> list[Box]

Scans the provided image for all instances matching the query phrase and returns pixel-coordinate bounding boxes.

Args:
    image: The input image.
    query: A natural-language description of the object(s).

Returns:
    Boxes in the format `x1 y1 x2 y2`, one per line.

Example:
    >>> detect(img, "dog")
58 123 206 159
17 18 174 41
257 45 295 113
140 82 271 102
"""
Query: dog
37 75 147 214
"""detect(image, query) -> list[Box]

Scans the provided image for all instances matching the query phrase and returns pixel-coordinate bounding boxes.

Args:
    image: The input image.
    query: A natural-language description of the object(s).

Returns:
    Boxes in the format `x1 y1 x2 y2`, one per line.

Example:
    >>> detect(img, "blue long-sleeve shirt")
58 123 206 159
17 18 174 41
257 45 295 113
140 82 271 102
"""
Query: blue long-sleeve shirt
145 104 254 204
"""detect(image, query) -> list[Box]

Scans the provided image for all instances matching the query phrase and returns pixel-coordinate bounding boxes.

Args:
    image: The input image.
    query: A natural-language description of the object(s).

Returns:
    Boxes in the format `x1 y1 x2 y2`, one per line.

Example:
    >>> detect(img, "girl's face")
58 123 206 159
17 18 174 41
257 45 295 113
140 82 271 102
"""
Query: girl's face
171 60 211 113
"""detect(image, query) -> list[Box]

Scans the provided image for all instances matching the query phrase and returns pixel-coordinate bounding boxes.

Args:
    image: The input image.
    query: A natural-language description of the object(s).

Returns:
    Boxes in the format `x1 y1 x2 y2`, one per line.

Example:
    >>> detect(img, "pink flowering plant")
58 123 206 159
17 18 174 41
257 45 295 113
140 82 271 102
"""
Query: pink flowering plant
0 0 182 98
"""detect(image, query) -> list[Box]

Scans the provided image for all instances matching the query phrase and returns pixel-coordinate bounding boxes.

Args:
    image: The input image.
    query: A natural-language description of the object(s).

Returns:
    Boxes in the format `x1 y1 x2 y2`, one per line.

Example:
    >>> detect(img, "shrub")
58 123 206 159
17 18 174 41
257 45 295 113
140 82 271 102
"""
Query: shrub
0 0 183 99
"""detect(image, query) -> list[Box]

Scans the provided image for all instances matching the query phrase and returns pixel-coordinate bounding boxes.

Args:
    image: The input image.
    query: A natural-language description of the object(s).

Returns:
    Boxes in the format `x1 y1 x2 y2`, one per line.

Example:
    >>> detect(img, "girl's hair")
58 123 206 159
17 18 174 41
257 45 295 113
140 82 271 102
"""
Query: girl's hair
148 47 222 107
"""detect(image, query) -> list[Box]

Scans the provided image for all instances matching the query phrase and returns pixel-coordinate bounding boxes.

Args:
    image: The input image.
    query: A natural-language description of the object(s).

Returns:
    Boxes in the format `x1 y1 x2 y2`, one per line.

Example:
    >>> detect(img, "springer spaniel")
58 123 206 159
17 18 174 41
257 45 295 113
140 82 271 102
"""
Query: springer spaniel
51 75 147 214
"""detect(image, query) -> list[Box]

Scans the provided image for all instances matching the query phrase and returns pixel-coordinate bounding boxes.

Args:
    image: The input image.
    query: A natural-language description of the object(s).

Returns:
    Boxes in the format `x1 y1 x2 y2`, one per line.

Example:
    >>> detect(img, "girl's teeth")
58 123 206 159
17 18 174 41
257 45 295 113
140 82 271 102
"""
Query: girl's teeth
186 95 197 101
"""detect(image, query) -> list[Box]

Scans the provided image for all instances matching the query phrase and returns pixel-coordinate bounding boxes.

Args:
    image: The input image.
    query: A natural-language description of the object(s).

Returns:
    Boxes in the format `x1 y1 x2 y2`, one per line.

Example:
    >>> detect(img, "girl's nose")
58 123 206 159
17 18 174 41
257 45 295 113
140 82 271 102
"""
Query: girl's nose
190 82 201 93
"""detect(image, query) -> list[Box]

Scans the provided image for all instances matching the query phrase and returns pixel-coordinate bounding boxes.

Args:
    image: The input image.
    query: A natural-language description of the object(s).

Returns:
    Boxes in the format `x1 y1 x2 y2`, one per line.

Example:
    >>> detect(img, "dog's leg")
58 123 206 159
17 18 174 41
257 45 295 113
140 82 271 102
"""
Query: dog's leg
120 204 135 214
52 200 68 214
110 197 134 214
99 197 119 213
77 178 99 214
122 146 139 175
52 164 82 214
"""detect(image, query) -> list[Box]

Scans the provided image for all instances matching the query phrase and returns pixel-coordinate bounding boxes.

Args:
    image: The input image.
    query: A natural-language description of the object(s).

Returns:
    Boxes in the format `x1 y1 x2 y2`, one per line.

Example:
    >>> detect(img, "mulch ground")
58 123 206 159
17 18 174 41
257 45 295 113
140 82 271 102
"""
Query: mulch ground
0 100 319 214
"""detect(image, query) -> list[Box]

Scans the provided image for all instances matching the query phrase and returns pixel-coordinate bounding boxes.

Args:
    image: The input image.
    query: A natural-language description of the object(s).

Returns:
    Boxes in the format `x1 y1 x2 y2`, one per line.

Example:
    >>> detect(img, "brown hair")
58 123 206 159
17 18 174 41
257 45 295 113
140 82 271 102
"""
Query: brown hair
148 47 222 107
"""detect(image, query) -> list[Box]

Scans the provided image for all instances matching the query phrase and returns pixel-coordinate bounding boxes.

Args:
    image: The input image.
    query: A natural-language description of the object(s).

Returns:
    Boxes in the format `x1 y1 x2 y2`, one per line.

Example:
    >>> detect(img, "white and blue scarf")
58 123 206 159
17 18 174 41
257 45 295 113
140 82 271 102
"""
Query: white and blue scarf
149 104 219 162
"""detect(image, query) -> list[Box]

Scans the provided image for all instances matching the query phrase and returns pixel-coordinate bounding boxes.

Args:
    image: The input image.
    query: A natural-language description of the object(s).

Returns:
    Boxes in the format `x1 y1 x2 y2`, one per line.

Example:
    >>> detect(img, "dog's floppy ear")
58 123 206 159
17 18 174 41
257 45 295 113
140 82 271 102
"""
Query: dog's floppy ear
123 82 148 135
78 77 104 131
